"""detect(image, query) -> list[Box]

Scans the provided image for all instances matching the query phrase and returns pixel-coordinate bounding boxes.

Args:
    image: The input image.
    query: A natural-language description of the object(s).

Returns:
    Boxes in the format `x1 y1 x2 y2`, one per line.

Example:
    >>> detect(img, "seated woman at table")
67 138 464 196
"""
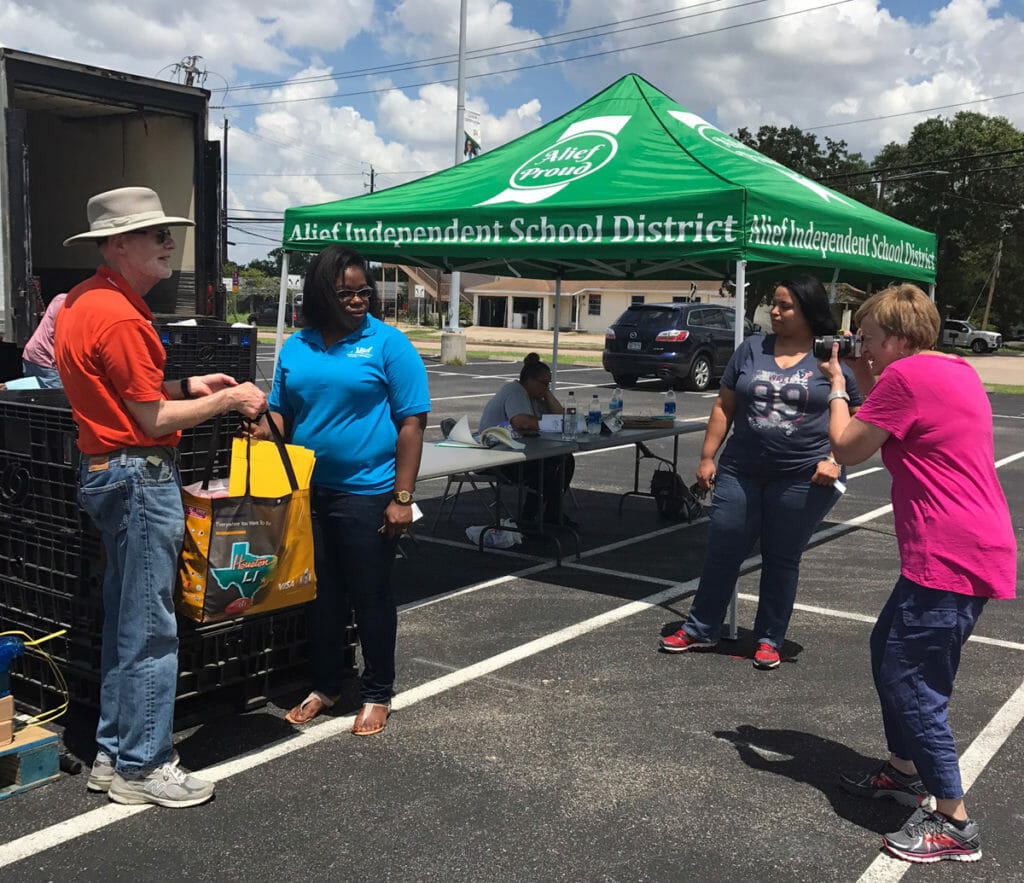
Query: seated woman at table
478 352 576 526
659 274 862 669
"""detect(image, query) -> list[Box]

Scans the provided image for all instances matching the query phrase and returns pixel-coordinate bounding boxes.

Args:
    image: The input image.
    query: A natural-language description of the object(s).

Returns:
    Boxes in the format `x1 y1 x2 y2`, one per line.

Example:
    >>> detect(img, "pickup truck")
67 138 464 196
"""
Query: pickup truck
941 319 1002 353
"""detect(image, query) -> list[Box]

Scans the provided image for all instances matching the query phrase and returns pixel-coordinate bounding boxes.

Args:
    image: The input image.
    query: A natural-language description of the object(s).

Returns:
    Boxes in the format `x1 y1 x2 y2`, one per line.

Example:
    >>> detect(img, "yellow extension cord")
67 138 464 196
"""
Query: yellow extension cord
1 629 70 728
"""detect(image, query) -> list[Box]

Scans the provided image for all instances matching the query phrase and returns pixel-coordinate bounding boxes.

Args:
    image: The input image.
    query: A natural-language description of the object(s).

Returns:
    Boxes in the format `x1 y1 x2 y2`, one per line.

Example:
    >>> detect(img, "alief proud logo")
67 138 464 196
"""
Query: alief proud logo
478 115 629 206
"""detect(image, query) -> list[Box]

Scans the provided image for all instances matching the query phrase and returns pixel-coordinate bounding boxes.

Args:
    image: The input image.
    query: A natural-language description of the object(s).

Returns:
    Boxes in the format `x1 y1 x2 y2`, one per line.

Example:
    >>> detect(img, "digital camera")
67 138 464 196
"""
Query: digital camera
813 335 862 360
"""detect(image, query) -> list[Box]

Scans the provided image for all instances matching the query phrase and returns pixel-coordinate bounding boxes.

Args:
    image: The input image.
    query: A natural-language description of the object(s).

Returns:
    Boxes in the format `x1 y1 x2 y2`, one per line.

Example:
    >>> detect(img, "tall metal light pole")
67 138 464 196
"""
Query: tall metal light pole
439 0 469 364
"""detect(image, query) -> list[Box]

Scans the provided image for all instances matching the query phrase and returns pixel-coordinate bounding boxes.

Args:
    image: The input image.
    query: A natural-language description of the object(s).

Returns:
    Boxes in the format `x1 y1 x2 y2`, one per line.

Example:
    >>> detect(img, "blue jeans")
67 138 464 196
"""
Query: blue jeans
77 452 184 775
21 359 63 388
683 466 840 647
871 576 986 799
309 488 398 704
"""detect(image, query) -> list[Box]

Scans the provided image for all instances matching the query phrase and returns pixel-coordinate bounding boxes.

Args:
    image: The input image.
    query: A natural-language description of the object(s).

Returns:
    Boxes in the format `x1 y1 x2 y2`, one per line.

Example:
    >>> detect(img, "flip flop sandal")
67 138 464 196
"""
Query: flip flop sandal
351 702 391 736
285 690 338 725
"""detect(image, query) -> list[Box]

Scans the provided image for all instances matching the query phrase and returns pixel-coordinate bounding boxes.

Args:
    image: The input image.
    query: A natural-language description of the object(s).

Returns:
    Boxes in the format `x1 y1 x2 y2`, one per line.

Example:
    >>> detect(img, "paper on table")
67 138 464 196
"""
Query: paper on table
539 413 563 433
435 415 525 450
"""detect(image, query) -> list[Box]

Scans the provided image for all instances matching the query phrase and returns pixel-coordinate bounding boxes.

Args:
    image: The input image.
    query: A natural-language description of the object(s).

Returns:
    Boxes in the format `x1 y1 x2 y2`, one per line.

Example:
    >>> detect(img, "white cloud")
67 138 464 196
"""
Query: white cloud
555 0 1024 155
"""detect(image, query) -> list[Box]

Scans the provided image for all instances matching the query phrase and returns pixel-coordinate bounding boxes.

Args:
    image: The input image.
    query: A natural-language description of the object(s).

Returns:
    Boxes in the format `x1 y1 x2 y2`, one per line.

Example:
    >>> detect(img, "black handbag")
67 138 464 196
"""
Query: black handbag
650 464 703 522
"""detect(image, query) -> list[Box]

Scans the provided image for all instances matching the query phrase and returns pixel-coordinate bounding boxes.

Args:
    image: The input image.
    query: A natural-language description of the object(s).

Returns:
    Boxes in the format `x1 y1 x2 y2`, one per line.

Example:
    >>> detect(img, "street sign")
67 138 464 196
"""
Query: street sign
414 285 425 299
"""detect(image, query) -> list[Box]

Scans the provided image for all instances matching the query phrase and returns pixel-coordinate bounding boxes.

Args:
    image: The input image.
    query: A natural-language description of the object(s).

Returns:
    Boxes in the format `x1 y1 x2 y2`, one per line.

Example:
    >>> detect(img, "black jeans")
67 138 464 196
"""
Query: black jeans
499 454 576 519
309 487 398 704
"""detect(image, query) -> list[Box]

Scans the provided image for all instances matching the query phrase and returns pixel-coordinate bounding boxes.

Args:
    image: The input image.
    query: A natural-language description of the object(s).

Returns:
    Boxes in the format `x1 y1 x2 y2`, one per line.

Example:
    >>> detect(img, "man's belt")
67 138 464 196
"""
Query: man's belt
86 445 179 470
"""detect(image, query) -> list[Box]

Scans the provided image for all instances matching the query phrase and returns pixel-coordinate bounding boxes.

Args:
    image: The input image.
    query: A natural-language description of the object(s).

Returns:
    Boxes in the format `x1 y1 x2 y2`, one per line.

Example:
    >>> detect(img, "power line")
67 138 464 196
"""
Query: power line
218 0 854 110
819 148 1024 180
806 91 1024 131
217 0 767 94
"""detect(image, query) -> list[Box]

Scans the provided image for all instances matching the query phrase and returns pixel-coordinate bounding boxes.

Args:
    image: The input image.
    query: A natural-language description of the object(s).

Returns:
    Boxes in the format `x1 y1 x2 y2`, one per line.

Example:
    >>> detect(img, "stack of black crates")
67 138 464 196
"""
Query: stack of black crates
0 322 354 750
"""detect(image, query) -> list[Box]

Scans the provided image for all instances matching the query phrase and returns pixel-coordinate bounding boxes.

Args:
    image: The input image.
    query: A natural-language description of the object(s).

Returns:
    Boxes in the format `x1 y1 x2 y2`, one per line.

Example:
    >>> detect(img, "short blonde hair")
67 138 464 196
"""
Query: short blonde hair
855 284 939 351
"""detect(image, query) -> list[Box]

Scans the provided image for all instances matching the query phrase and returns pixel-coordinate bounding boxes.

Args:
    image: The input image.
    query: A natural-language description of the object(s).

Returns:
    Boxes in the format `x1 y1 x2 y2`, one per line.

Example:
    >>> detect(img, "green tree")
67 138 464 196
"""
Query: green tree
733 125 874 203
731 125 875 319
873 113 1024 328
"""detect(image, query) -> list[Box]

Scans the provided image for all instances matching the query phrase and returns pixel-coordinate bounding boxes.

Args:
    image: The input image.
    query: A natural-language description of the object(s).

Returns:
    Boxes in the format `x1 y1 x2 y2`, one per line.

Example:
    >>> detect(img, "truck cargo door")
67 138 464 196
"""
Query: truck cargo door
4 108 34 346
200 139 222 317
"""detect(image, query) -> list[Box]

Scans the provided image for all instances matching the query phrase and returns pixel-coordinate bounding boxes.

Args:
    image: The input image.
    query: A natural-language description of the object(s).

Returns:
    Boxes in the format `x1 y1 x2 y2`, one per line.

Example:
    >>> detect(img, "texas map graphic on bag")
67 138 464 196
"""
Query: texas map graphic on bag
209 541 279 603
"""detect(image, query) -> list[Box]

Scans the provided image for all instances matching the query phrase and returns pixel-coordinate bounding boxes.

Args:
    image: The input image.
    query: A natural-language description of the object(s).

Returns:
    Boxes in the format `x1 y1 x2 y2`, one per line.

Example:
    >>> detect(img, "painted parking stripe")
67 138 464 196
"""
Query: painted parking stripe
2 454 1020 869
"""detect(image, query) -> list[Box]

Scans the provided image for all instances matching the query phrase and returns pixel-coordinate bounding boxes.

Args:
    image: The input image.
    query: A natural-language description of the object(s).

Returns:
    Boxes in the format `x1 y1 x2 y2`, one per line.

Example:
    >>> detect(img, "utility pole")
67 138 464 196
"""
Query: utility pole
368 165 375 193
222 118 229 272
981 223 1010 331
439 0 469 365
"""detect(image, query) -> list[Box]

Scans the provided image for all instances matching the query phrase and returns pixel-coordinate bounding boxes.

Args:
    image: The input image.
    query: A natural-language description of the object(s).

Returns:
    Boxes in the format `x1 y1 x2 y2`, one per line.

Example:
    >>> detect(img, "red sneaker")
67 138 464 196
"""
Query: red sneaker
753 642 781 669
659 629 717 653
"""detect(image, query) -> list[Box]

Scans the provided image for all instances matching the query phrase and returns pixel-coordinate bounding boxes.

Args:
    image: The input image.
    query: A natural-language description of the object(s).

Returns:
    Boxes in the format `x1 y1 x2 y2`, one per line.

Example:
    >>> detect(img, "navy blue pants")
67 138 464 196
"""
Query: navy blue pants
308 488 398 704
870 576 987 799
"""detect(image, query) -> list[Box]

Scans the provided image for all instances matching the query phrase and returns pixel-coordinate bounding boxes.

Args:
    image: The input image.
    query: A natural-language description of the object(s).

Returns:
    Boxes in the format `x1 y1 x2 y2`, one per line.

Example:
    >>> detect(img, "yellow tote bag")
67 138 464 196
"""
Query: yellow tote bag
228 438 315 497
177 423 317 623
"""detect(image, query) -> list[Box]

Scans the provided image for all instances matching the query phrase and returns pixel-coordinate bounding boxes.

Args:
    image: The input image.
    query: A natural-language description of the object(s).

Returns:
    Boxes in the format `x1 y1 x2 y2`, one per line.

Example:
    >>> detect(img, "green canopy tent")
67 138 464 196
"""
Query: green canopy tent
277 73 936 362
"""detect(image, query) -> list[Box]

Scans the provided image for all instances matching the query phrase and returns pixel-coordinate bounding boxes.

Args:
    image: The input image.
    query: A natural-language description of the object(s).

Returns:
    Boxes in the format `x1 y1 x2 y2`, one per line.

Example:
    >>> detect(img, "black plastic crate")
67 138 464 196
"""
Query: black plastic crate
0 515 104 595
158 322 258 383
0 576 105 669
178 414 240 486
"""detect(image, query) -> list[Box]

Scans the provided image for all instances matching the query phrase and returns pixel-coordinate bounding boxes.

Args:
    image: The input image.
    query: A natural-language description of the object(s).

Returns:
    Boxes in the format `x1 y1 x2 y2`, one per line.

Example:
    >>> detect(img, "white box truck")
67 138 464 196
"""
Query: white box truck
0 49 223 364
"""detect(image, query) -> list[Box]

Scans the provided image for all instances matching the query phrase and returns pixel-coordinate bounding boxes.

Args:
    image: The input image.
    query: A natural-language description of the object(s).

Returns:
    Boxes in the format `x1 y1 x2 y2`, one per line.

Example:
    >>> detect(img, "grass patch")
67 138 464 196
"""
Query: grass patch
403 328 443 340
984 384 1024 395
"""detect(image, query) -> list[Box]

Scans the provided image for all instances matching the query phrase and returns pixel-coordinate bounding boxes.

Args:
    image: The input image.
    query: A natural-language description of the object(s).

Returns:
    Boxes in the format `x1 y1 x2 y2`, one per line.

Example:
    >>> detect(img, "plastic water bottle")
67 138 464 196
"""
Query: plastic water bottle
663 389 677 419
608 387 623 419
587 394 602 435
562 391 578 440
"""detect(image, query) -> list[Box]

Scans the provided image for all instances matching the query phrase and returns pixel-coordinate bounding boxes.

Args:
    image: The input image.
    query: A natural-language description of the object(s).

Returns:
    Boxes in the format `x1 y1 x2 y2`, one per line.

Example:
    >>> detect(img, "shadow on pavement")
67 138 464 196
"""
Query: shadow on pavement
714 724 912 834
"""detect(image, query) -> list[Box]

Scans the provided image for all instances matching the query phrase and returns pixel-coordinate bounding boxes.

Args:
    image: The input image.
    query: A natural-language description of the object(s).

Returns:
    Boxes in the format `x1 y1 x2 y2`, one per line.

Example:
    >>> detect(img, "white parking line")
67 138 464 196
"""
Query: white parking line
2 454 1020 870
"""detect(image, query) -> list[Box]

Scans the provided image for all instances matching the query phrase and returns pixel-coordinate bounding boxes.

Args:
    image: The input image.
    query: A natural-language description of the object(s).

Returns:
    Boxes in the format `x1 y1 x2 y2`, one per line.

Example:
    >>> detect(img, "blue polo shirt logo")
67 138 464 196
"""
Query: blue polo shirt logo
348 346 374 359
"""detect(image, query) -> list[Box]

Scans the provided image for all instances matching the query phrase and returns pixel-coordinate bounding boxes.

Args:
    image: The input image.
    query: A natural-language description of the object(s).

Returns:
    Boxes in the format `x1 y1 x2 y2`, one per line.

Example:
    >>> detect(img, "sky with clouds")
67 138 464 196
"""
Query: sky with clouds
2 0 1022 264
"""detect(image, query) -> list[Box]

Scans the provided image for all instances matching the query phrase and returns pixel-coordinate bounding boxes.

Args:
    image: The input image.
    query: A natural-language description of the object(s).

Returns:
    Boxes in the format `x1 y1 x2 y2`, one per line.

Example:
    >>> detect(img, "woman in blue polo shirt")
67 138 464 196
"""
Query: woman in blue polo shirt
262 246 430 735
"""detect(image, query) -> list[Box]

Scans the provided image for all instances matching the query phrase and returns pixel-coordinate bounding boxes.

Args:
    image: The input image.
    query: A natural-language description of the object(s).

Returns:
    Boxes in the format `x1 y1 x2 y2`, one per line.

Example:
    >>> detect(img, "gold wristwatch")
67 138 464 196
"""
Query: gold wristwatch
393 490 413 505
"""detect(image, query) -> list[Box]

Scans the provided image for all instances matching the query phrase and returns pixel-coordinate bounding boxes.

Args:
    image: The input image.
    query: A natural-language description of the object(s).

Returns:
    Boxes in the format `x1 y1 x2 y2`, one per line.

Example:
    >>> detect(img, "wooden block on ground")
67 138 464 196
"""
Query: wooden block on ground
0 724 60 800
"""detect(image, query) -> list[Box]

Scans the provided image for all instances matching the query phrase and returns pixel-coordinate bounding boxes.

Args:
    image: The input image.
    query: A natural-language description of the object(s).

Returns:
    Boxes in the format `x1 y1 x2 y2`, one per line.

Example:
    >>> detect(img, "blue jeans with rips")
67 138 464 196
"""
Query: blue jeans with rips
309 488 399 705
682 465 840 648
871 575 986 799
77 452 184 775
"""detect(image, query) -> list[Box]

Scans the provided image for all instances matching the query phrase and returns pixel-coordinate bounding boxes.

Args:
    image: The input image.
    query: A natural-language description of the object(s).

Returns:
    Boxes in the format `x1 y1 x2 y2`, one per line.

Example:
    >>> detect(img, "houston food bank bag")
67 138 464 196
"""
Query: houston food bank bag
176 420 317 623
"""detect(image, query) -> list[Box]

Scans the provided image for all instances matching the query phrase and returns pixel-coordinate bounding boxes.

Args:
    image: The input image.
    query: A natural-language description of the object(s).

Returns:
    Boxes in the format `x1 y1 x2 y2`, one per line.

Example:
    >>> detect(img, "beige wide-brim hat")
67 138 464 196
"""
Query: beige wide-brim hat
63 186 195 246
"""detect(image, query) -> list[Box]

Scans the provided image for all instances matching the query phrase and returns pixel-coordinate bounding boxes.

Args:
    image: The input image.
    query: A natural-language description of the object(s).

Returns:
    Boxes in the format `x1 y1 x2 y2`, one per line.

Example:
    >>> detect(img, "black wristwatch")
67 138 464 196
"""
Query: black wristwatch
180 377 194 399
393 490 413 505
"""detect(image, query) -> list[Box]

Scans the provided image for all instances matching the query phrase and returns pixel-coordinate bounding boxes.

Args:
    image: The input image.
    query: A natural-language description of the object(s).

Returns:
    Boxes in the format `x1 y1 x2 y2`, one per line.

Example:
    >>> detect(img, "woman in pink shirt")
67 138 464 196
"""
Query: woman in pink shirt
821 284 1016 865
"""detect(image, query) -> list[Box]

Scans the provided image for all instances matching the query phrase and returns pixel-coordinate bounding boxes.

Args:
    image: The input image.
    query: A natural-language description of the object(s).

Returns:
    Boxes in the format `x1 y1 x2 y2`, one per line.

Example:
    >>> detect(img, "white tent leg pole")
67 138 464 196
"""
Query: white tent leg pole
448 271 461 331
274 250 290 372
829 267 839 303
552 277 562 387
928 283 936 302
734 260 746 350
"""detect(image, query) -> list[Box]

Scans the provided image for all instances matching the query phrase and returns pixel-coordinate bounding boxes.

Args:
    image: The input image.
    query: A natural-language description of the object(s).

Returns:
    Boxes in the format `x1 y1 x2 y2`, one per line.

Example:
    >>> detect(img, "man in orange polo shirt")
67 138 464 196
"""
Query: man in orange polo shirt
55 187 267 808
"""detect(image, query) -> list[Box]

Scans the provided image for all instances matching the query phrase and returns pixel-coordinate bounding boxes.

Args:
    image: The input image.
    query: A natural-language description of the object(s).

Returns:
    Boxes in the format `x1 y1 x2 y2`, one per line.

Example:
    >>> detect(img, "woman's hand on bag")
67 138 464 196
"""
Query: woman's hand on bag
695 457 717 491
812 458 841 486
238 415 272 440
382 500 414 538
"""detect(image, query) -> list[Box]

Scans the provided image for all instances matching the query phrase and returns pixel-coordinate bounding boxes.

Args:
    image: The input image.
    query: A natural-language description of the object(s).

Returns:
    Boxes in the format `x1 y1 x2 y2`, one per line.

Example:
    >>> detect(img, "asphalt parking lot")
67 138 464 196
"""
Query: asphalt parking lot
2 352 1022 882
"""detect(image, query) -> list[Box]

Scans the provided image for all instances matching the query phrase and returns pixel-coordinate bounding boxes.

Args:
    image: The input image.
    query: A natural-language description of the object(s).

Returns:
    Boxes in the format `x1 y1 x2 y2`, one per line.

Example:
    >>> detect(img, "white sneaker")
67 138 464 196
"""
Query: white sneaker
88 749 180 794
86 754 115 793
108 762 214 808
